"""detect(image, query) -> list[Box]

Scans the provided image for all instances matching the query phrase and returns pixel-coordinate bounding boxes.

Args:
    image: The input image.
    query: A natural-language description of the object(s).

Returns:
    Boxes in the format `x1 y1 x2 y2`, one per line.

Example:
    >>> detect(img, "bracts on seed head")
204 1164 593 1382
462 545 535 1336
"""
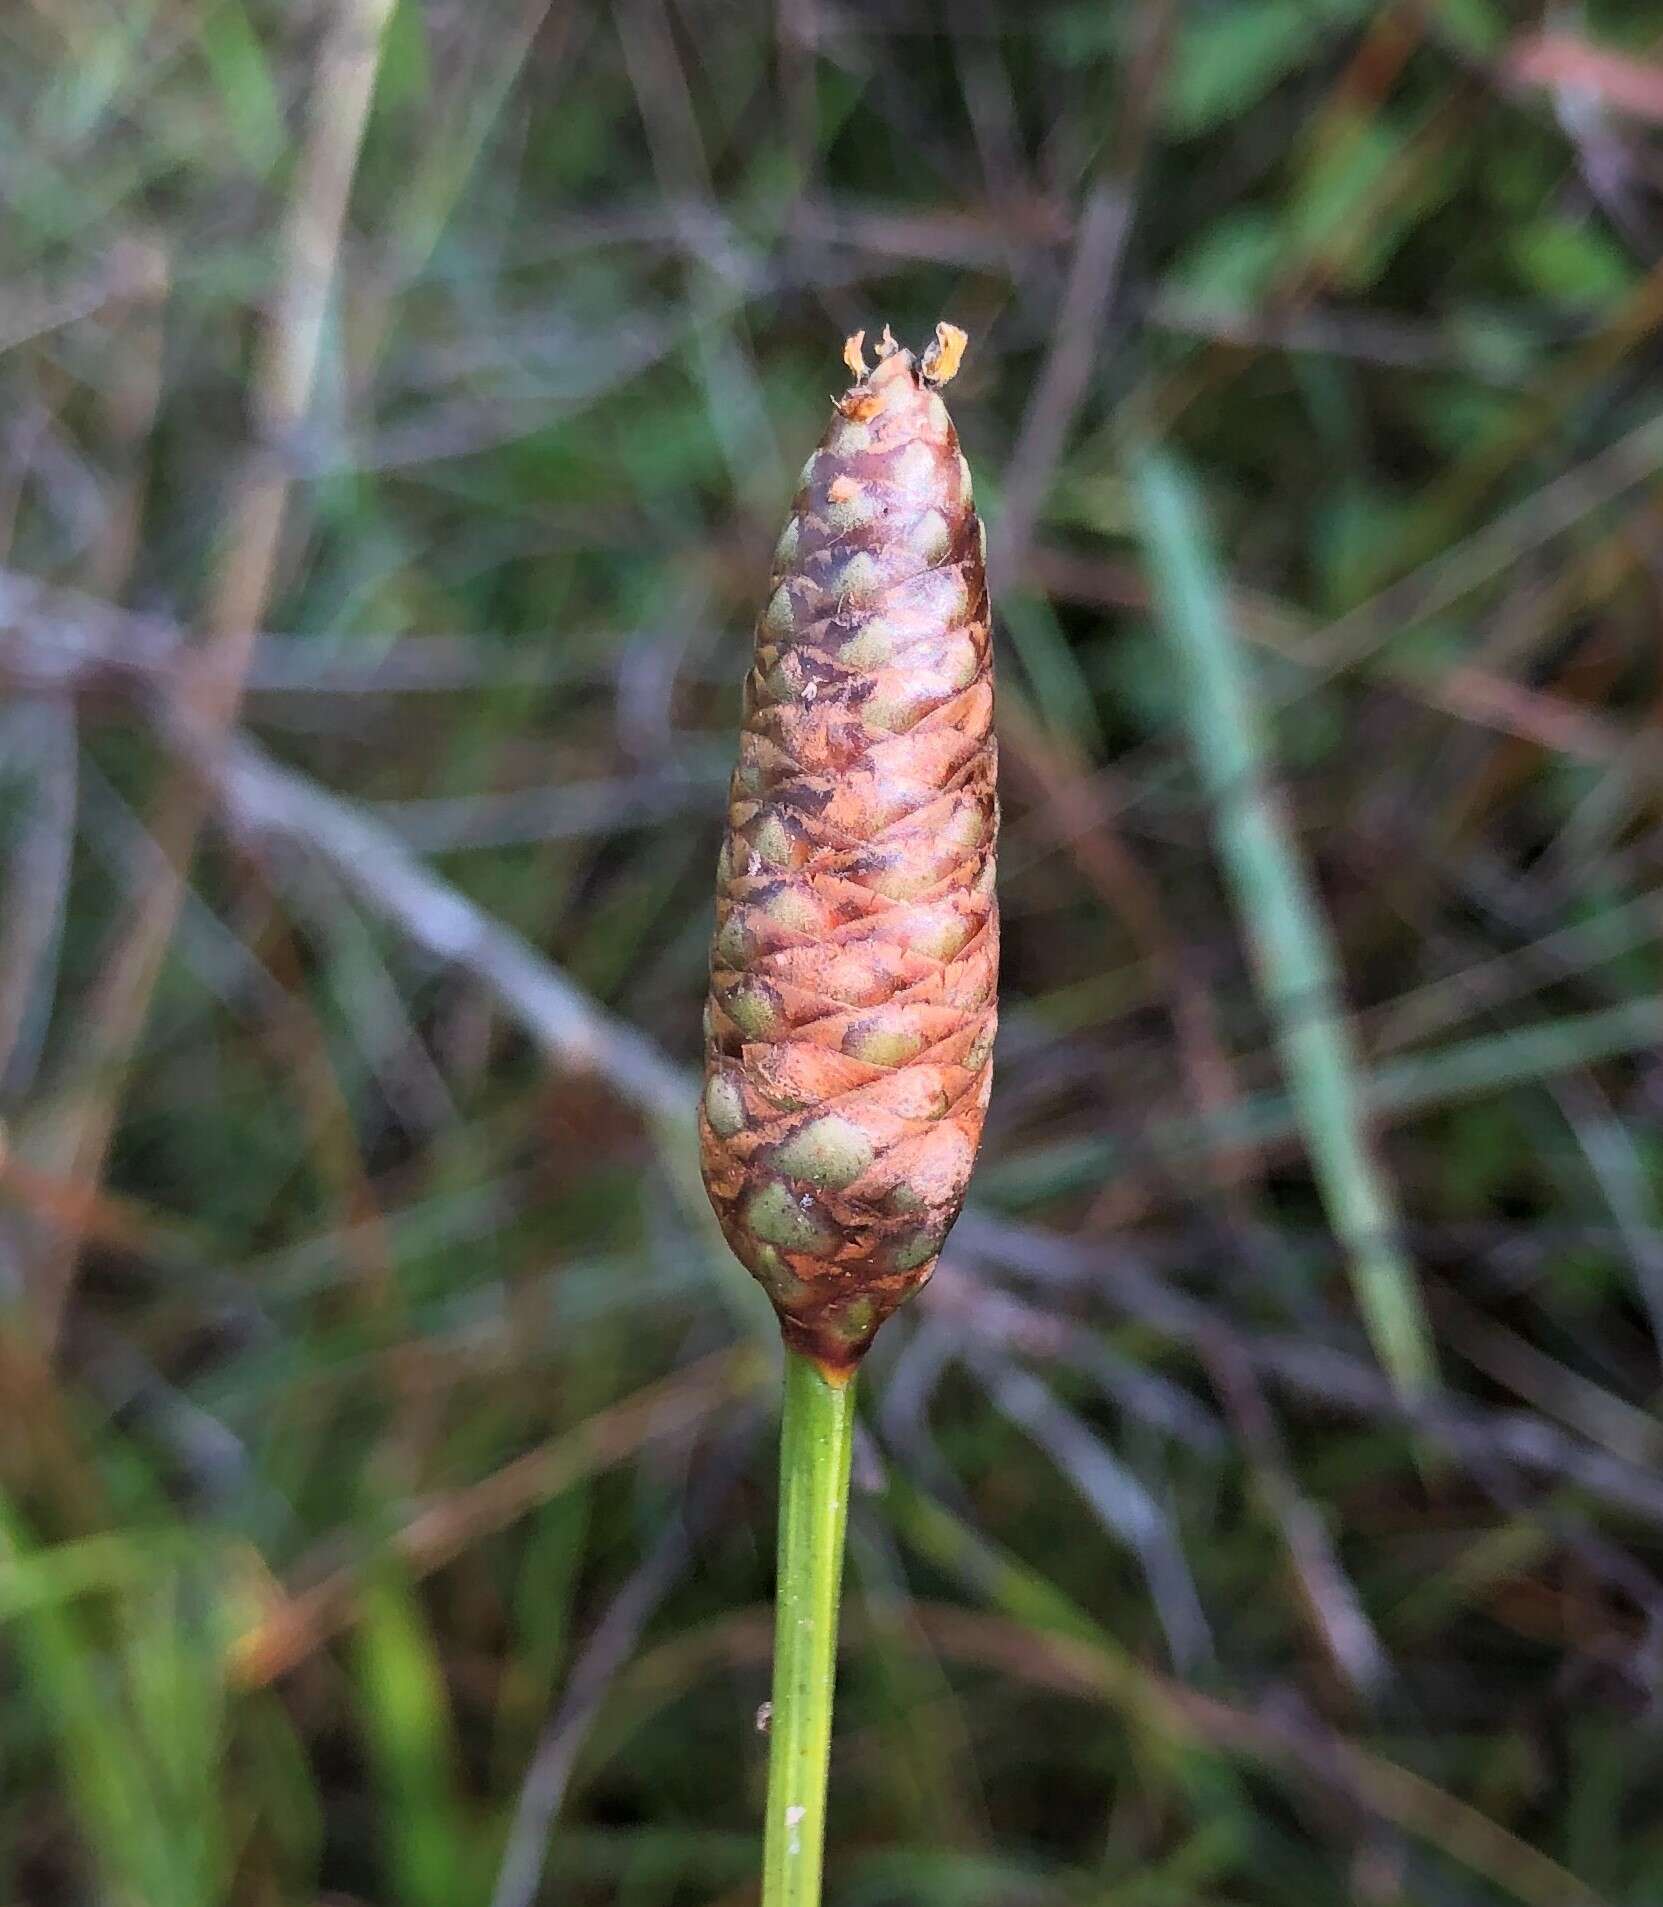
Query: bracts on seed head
699 323 998 1382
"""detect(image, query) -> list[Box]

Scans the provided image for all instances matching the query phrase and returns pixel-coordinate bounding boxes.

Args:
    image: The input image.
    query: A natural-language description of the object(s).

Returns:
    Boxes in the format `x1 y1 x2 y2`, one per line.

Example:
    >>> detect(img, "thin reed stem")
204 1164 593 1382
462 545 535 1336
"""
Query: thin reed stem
761 1352 856 1907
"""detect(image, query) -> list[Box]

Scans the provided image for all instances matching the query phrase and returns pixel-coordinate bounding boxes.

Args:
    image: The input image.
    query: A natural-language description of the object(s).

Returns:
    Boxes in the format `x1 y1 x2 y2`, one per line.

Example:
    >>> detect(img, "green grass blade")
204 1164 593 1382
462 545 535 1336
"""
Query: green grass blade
356 1573 478 1907
1132 452 1435 1396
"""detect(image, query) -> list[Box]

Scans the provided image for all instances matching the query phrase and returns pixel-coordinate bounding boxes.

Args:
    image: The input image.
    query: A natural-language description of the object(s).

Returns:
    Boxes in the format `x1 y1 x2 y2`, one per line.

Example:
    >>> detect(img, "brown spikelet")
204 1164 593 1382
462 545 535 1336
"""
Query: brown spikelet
699 323 998 1380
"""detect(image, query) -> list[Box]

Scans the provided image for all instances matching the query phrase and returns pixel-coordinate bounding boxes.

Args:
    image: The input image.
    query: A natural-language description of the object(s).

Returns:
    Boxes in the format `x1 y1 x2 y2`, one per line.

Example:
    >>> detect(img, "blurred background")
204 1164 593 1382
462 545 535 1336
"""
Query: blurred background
4 1 1663 1901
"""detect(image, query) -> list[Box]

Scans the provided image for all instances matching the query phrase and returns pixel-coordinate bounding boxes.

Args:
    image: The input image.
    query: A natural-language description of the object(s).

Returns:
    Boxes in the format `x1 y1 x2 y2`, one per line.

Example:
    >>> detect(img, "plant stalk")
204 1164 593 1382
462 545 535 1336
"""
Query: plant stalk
761 1351 857 1907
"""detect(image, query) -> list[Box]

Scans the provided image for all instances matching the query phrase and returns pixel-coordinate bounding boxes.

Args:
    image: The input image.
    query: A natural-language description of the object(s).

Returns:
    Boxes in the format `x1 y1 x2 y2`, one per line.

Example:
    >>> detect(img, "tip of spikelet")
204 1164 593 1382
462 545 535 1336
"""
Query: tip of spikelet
837 321 968 417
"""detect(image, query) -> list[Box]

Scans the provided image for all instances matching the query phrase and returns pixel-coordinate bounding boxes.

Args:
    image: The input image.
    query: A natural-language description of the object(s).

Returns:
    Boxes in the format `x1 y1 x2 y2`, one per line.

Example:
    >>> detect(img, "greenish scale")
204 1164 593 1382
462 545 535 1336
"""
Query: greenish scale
943 633 981 689
863 856 941 900
773 1113 876 1190
845 1021 924 1067
858 687 918 737
840 617 901 669
893 441 936 488
714 911 752 967
823 483 885 533
941 800 986 852
910 509 952 562
703 1072 746 1138
833 551 887 605
764 584 795 635
890 1226 942 1273
765 884 824 932
726 982 780 1041
745 1180 836 1253
910 908 972 961
824 1297 874 1346
750 811 795 867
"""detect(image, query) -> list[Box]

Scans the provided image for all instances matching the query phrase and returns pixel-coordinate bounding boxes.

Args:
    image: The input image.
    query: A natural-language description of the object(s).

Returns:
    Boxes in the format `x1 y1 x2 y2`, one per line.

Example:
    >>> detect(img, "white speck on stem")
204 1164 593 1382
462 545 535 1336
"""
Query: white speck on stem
785 1803 806 1857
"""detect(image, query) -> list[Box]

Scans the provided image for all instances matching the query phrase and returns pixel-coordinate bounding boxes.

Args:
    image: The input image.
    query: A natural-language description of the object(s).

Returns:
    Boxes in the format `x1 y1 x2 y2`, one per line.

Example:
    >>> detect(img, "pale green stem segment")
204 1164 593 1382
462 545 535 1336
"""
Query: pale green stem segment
761 1352 857 1907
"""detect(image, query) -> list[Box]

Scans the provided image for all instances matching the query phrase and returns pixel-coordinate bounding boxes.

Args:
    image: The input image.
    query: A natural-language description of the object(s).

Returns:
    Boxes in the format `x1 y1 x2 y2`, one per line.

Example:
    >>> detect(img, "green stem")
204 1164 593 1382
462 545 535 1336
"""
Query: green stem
761 1351 857 1907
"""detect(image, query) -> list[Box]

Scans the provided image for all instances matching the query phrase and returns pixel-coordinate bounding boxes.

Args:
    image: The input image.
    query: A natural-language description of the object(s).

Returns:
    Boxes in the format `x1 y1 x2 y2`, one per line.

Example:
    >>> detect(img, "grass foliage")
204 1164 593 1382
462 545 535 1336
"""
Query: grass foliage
4 1 1663 1900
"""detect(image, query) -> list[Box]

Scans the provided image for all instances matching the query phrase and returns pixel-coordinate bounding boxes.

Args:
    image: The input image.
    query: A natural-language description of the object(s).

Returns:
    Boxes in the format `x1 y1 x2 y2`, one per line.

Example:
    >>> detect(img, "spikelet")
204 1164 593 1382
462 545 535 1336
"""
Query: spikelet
699 324 998 1379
